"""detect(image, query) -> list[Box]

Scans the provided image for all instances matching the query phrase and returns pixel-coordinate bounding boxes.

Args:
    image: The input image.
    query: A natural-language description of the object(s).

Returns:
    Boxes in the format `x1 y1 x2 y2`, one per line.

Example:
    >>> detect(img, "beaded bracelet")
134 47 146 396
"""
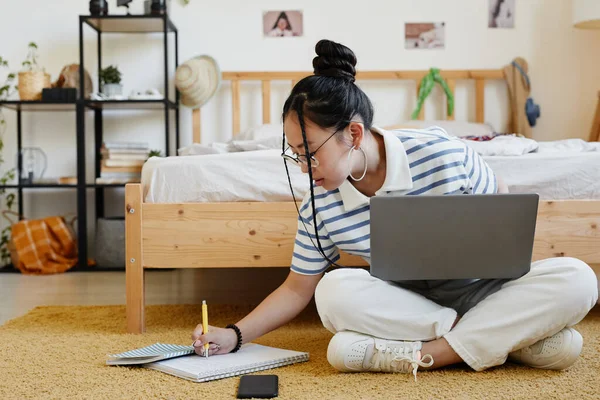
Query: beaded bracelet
226 324 243 353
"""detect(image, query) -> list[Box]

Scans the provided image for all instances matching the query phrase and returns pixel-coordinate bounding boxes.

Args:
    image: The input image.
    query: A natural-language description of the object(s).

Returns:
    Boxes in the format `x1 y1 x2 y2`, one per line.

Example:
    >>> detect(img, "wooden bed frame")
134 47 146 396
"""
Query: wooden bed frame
125 69 600 334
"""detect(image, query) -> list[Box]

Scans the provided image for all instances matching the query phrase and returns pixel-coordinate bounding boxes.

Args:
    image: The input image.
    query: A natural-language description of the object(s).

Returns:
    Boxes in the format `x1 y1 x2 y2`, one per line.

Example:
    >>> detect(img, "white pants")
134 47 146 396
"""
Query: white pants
314 257 598 371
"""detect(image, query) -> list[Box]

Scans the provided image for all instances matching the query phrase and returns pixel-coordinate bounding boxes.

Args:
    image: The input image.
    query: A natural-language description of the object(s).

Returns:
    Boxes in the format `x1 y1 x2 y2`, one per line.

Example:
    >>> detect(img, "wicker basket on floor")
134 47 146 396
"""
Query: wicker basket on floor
18 71 51 100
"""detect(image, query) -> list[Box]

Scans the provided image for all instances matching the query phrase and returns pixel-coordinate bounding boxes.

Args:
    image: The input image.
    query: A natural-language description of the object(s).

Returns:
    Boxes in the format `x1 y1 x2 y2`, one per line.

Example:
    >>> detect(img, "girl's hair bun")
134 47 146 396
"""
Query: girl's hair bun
312 39 357 83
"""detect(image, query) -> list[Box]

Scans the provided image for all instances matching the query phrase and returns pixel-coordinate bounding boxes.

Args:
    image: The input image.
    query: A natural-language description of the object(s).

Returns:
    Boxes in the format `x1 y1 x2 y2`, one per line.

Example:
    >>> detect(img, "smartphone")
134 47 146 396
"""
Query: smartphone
236 375 279 399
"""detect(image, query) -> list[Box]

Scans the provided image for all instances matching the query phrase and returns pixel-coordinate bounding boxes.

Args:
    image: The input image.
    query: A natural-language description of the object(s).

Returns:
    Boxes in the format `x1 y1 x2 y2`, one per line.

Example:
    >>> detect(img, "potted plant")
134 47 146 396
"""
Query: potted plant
0 56 17 267
18 42 51 101
412 67 454 120
100 65 123 97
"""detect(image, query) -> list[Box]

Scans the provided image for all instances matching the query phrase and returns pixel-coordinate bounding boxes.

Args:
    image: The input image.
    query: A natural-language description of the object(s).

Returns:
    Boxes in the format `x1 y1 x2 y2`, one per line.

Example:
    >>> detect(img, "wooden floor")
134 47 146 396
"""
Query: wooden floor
0 268 290 325
1 267 598 326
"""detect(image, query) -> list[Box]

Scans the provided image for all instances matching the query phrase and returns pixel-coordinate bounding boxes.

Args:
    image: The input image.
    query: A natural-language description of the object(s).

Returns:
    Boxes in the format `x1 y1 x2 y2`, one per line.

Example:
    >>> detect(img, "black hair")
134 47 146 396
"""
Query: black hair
272 11 292 31
281 39 374 269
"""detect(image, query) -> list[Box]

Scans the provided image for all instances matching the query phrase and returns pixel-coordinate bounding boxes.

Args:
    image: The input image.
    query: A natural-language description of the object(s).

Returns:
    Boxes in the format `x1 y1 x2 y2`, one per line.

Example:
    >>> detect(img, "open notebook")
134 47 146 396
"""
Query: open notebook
107 343 309 382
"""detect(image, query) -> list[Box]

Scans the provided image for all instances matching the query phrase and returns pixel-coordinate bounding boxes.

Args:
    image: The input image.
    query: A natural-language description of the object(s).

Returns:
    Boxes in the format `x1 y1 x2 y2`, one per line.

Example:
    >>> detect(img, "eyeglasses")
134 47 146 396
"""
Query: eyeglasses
281 129 338 168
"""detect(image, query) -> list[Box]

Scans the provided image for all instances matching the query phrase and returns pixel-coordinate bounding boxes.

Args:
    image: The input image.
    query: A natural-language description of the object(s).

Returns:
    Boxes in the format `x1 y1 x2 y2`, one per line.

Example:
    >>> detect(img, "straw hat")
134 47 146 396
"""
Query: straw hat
175 55 221 108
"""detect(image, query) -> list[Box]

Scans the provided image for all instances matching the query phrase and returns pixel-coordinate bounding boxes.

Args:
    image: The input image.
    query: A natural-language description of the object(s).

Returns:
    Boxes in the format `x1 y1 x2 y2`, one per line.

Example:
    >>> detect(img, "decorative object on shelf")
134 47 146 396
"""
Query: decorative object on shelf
42 88 77 102
89 0 109 16
175 55 220 108
150 0 171 15
100 65 123 97
58 176 77 185
17 147 47 184
411 68 454 120
52 64 93 99
148 149 162 158
129 88 163 100
117 0 133 14
573 0 600 141
18 42 51 101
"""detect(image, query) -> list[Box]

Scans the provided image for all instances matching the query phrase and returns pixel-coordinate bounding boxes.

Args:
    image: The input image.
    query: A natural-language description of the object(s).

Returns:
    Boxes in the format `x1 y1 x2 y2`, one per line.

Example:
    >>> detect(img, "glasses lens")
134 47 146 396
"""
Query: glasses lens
298 155 319 168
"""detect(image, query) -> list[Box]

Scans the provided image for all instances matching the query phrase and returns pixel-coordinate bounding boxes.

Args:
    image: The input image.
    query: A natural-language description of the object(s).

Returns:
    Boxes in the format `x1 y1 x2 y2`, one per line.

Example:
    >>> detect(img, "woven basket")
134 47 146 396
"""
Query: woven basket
18 71 51 100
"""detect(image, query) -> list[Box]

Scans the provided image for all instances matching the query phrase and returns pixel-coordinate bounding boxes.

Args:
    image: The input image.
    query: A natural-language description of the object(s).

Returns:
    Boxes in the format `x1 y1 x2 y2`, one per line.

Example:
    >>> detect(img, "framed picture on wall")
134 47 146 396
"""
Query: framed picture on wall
405 23 445 50
488 0 515 28
263 10 303 37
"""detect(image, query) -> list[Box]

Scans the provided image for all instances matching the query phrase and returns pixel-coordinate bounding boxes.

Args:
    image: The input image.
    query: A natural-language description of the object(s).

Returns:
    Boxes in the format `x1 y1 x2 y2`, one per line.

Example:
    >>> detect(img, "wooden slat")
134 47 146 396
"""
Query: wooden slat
140 199 600 270
446 79 456 121
590 91 600 142
262 80 271 124
475 79 485 123
192 108 201 144
232 80 241 134
141 202 367 269
125 183 144 334
532 200 600 263
222 70 504 81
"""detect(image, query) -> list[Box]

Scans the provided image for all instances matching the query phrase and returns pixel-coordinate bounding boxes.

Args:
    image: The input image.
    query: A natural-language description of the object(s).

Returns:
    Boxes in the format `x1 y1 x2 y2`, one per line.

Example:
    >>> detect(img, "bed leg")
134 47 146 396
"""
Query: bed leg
126 183 145 334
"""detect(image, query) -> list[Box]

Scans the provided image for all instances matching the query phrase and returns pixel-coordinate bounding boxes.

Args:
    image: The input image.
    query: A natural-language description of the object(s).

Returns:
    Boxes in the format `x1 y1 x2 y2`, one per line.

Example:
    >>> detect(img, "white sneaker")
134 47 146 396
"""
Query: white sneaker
327 331 434 380
508 328 583 370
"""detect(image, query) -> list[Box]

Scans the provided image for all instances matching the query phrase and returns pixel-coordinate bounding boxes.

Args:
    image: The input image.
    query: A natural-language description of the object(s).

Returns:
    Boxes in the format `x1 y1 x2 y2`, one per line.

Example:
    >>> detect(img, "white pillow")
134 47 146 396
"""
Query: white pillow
235 123 284 141
385 120 494 137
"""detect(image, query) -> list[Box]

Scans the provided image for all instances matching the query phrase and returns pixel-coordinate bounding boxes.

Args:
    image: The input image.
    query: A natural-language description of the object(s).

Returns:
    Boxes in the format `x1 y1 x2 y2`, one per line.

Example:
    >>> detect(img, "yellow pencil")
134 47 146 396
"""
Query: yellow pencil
202 300 209 358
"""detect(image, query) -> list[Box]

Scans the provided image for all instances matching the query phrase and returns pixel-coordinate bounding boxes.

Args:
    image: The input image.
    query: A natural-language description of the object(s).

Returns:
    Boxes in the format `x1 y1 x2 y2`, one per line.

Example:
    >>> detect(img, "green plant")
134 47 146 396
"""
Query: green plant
0 55 17 266
0 140 16 267
100 65 122 86
148 149 162 158
21 42 42 72
0 57 17 100
411 68 454 120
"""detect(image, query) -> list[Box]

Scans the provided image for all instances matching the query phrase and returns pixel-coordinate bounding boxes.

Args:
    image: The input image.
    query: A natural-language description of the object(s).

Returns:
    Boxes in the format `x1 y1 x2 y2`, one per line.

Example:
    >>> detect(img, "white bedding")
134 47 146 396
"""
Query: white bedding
142 149 309 203
142 133 600 203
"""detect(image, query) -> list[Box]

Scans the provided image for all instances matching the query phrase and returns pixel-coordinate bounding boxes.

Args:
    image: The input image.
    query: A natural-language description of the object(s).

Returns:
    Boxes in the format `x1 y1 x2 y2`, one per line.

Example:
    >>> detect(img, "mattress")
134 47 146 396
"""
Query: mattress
142 146 600 203
142 149 309 203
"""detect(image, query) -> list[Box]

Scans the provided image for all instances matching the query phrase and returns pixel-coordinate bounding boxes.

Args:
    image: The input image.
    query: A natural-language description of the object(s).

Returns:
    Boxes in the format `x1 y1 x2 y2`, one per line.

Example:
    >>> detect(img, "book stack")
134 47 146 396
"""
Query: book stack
96 141 150 184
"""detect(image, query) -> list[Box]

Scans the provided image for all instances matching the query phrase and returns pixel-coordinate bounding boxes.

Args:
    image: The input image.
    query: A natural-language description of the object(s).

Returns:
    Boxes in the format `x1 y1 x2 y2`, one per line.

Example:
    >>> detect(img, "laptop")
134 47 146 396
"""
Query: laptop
369 193 539 281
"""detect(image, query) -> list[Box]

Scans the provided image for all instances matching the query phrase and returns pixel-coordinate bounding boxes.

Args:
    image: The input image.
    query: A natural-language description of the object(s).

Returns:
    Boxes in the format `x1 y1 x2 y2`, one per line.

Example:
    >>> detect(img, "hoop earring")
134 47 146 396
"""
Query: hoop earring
347 146 368 181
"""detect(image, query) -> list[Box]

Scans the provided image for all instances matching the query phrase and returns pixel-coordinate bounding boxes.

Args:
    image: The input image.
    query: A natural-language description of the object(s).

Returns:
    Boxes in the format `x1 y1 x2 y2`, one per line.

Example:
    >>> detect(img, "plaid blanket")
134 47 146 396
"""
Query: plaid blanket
11 216 79 275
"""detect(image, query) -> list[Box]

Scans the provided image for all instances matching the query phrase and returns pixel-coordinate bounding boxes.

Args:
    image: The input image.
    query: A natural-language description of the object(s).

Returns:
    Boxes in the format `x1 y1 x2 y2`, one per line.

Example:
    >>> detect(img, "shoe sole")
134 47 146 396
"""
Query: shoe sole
538 328 583 370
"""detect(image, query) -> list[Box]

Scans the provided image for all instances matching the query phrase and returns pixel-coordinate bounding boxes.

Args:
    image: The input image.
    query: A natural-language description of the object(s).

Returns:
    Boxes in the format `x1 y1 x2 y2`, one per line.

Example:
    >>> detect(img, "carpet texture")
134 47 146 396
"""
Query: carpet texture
1 304 599 400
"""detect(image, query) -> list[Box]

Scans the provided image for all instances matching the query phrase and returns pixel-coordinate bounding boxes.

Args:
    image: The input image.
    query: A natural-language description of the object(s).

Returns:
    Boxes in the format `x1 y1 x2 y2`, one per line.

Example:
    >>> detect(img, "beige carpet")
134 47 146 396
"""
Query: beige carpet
1 304 599 400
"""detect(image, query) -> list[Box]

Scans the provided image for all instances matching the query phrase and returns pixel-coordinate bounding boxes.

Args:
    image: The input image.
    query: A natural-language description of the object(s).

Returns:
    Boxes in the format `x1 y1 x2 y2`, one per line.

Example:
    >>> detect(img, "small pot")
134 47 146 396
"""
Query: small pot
89 0 108 16
149 0 171 15
101 83 123 97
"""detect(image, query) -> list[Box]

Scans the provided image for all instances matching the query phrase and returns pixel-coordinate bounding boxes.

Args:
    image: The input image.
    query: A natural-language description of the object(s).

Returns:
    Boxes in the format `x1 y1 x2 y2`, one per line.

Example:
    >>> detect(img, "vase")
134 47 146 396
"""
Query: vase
101 83 123 98
89 0 108 16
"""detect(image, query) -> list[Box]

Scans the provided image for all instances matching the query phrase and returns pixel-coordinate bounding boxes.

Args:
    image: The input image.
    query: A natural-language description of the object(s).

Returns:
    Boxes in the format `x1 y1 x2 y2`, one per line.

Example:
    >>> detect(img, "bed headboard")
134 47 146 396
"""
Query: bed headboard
192 69 506 144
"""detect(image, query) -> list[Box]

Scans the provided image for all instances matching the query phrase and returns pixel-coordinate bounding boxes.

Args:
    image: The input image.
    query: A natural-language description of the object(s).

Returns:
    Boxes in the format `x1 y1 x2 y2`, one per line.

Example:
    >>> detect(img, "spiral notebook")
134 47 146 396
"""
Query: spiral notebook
107 343 309 382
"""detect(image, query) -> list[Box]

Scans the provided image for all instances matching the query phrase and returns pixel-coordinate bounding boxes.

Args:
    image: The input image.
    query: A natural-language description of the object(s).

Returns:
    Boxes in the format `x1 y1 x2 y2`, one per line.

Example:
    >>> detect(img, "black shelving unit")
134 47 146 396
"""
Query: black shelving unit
0 14 179 271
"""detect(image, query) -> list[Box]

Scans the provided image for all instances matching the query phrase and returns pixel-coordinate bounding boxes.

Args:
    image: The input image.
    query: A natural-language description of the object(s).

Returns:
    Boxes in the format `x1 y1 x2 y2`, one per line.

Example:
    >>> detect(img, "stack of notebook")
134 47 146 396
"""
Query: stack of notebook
107 343 309 383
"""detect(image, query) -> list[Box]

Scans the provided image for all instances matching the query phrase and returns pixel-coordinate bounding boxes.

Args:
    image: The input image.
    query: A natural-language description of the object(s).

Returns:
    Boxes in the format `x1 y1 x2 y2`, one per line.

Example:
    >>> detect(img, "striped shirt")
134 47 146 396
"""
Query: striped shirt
291 125 498 275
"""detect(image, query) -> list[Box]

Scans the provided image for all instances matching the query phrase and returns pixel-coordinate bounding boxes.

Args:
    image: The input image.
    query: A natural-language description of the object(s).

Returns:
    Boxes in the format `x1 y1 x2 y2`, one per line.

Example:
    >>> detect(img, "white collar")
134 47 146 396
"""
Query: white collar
338 126 413 211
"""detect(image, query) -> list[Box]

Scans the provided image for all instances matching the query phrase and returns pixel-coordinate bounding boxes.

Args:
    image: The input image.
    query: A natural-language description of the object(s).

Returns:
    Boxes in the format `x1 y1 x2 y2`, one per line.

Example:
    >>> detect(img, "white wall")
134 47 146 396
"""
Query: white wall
1 0 599 257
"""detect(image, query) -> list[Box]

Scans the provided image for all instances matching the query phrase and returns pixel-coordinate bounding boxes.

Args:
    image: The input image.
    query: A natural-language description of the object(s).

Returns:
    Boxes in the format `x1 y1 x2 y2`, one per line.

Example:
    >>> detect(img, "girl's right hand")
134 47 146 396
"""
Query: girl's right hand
191 324 239 356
